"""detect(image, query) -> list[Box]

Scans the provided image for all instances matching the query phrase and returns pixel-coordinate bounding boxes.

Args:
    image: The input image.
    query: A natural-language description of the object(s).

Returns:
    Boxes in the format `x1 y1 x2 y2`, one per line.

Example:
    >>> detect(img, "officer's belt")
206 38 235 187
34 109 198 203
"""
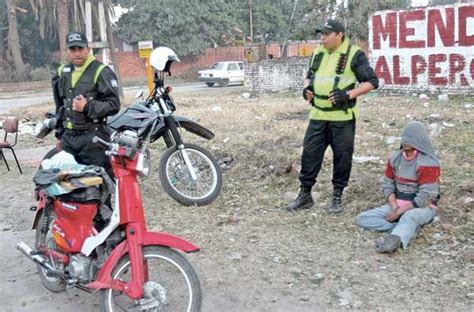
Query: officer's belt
64 125 101 136
311 102 356 111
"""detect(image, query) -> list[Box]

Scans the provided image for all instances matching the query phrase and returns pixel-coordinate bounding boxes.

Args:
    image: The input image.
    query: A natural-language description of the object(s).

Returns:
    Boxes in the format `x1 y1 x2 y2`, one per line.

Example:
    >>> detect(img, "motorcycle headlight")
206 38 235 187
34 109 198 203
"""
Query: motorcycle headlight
136 153 151 177
117 130 139 148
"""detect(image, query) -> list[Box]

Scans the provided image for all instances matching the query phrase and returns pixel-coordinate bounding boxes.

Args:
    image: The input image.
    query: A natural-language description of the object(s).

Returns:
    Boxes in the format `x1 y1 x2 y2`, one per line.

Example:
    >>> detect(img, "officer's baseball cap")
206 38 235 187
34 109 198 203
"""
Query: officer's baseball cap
66 31 88 48
315 19 345 34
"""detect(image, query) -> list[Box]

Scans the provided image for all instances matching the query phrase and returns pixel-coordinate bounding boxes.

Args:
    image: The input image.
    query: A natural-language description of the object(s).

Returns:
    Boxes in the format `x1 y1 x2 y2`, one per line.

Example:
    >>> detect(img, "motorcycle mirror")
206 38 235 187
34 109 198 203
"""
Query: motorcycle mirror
134 89 144 99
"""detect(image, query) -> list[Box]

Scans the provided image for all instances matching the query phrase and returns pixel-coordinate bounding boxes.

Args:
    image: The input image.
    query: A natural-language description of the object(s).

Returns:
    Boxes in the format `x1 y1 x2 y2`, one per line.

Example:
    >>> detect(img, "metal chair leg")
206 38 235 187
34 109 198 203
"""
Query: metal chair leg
0 149 11 171
9 148 22 174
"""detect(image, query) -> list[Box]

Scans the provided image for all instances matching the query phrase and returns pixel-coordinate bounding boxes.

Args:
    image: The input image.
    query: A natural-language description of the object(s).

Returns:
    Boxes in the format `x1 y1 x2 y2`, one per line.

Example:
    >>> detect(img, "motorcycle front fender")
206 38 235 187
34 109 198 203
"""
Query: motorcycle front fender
88 231 199 290
142 231 200 252
151 115 215 142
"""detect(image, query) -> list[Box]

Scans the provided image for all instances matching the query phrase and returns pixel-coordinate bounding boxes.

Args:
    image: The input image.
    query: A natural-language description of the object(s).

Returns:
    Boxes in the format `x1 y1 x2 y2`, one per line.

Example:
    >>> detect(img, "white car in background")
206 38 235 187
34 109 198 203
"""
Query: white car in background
198 61 244 87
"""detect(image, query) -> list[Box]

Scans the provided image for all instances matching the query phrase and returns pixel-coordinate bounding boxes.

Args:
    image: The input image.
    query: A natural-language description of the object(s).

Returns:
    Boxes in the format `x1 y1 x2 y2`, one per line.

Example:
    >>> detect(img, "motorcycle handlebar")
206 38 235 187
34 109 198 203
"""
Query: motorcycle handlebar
92 136 110 148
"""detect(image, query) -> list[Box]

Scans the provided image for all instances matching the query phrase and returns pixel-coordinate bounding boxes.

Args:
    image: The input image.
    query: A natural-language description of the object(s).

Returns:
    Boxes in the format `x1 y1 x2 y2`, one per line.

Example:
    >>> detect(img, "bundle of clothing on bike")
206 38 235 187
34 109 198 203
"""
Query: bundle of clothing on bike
33 151 114 204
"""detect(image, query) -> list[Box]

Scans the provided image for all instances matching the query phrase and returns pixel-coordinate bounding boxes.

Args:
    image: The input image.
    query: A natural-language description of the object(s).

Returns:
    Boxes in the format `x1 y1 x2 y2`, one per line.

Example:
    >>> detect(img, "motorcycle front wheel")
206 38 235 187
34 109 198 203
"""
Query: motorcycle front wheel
100 246 201 312
158 143 222 206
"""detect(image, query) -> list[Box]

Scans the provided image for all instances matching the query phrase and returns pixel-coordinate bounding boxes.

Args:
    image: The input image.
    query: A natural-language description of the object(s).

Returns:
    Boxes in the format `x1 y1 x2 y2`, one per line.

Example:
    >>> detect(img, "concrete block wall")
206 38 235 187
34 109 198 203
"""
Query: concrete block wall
244 57 309 94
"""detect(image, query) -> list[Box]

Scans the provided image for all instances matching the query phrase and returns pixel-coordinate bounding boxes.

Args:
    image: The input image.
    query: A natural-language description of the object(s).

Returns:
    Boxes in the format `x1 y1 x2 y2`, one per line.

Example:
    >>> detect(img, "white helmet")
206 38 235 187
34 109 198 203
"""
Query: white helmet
149 46 180 72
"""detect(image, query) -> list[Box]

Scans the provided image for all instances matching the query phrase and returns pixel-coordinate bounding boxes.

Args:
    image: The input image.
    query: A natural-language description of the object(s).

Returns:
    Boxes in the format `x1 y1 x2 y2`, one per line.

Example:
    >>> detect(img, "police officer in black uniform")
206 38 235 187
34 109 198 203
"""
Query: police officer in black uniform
52 31 120 175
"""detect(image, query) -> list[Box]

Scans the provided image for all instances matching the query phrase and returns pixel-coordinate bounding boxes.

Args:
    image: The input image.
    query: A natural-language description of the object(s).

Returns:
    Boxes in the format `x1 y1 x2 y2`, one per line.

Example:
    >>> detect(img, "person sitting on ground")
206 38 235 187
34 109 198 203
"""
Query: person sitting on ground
356 121 441 253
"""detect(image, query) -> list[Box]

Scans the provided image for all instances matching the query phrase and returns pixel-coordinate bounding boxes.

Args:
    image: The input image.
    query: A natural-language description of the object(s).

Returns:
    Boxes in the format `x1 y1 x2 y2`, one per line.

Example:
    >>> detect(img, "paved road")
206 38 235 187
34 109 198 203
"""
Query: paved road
0 82 243 115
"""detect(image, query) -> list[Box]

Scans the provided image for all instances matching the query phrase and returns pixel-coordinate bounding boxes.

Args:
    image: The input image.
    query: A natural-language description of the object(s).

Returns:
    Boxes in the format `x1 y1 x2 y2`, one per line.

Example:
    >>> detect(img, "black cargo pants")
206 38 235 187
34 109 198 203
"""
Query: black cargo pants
298 119 356 191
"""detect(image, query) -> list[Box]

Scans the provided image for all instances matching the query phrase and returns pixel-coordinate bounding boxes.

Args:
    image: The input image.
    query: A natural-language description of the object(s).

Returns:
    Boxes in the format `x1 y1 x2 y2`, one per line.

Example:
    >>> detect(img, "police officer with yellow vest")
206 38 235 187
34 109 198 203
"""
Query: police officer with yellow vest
52 31 120 175
285 20 378 213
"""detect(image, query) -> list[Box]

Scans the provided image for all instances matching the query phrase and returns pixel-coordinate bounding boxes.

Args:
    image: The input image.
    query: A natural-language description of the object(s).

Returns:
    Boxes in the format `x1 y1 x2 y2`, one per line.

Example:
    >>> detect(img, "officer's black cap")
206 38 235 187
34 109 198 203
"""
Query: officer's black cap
66 31 88 48
315 19 345 34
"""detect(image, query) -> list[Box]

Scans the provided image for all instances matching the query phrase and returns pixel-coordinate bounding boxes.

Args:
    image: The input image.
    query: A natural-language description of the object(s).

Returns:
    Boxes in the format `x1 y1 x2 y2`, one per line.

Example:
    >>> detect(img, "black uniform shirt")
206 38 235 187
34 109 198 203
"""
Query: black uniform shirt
52 63 120 137
83 66 121 120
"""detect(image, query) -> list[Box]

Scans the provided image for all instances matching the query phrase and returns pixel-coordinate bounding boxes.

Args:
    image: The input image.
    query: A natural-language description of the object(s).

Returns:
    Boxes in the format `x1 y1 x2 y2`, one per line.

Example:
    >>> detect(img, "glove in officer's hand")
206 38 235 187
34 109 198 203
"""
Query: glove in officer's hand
302 87 314 102
329 89 350 106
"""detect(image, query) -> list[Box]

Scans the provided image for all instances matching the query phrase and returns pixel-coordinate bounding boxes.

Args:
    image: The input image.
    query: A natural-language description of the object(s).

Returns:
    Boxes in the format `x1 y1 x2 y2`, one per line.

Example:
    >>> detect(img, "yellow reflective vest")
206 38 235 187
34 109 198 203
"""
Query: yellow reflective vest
309 38 360 121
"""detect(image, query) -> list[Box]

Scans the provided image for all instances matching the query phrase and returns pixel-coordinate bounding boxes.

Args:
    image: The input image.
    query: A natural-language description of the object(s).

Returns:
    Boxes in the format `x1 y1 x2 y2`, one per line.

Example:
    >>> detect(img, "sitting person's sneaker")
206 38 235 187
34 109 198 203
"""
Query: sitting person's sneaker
284 188 314 212
375 234 402 253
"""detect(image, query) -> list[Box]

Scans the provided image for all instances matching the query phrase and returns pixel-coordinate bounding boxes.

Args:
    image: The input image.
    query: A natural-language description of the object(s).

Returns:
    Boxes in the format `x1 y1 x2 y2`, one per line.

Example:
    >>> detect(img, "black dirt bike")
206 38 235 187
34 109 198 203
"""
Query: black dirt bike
37 76 222 207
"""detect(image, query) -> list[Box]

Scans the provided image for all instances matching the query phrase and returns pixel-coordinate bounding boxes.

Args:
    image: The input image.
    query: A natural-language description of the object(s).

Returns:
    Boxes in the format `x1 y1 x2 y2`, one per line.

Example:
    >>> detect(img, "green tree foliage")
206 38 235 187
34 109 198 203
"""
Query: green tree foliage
243 0 305 43
16 3 58 68
0 0 7 59
291 0 339 40
115 0 240 56
114 0 411 54
343 0 411 42
0 0 459 81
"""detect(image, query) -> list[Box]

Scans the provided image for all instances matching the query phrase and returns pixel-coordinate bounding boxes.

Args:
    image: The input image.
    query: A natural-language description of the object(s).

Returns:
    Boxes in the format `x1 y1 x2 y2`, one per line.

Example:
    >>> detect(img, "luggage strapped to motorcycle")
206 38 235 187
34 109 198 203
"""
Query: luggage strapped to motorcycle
310 43 355 112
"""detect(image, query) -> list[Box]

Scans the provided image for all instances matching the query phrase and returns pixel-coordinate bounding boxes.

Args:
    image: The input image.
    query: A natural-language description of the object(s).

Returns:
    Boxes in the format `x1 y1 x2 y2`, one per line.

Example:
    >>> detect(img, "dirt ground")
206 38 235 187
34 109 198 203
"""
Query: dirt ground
0 86 472 311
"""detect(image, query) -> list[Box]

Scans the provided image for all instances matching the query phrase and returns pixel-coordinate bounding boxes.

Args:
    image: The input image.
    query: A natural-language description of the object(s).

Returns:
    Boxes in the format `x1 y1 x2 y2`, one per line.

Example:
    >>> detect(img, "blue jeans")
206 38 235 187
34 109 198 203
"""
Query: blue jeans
356 205 436 249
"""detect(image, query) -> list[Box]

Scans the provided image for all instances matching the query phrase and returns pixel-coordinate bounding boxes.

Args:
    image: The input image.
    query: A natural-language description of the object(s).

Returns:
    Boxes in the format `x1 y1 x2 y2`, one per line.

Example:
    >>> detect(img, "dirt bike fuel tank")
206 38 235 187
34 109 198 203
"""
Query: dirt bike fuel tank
52 200 98 253
107 102 157 135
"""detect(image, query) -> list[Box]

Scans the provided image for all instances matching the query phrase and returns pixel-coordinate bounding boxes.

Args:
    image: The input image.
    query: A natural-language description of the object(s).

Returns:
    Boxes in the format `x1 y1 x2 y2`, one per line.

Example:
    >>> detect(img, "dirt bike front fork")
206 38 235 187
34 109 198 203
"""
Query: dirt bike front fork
178 144 198 181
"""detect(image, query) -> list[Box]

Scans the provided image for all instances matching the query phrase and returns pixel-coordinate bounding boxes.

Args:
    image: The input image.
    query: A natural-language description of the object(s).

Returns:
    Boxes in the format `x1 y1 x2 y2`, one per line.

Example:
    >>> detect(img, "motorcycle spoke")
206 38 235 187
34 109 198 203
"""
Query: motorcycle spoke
105 250 195 311
167 149 216 199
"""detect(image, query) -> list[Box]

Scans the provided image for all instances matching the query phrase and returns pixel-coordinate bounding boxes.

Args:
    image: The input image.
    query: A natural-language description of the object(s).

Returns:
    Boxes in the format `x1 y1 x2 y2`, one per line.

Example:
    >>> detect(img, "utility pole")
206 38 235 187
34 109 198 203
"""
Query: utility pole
85 0 107 64
105 7 124 98
84 0 123 98
248 0 254 42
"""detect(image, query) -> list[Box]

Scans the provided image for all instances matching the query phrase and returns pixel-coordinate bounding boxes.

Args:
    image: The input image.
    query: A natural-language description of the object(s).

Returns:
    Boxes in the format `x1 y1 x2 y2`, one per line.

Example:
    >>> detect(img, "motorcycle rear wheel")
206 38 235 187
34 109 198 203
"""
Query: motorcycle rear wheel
100 246 201 312
158 143 222 206
34 211 66 292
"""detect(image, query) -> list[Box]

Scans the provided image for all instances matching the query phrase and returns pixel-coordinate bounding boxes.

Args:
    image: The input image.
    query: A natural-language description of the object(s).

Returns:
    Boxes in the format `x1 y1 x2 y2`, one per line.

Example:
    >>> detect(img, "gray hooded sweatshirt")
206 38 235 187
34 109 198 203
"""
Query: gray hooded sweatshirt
383 121 441 208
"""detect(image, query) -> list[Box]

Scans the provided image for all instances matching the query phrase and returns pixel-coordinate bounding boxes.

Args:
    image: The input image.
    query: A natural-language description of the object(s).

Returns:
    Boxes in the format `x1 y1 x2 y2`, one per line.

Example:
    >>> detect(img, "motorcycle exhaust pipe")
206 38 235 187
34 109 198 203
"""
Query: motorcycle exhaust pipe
16 241 58 273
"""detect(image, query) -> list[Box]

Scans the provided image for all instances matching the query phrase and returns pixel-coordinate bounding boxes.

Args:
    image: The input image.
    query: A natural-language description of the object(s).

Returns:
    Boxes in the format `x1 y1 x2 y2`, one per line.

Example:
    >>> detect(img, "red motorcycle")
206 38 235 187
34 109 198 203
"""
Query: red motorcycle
17 134 202 311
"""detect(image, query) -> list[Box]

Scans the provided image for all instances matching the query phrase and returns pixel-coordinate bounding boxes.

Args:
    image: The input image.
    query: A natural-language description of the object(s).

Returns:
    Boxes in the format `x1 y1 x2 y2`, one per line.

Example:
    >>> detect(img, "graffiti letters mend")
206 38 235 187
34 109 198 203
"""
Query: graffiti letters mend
369 4 474 93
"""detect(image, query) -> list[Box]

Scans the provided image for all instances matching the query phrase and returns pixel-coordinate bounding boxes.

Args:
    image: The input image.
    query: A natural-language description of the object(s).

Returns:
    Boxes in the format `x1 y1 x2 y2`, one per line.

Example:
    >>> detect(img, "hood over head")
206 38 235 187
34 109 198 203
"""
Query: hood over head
400 121 439 163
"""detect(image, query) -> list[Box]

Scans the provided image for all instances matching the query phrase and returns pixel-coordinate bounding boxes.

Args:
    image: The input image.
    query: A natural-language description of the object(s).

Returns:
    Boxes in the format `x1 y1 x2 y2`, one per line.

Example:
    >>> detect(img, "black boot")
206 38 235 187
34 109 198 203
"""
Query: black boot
284 188 314 212
328 187 344 213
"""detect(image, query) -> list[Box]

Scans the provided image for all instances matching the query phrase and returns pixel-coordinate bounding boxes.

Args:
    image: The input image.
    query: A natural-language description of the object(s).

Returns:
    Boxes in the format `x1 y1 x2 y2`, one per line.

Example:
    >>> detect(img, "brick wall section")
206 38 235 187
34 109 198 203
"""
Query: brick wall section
115 52 147 78
114 47 245 80
112 43 319 82
266 45 281 58
244 57 309 94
